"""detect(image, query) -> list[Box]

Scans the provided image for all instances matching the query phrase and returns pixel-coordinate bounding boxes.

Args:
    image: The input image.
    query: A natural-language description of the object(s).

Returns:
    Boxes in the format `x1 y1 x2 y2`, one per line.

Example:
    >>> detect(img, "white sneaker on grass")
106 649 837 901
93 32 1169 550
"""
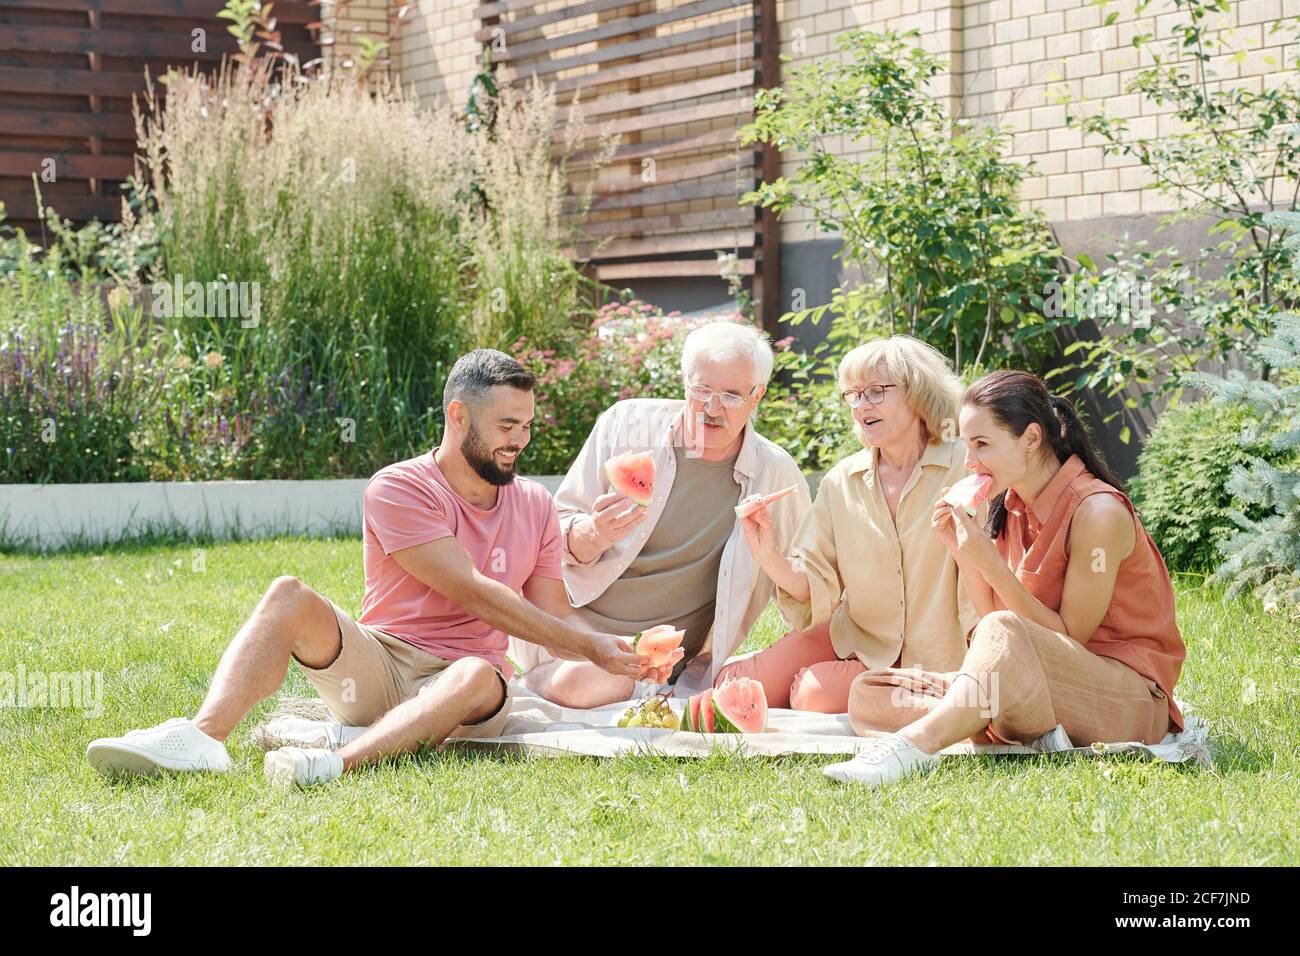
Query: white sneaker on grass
264 747 344 790
1030 723 1073 753
86 717 232 777
254 716 363 752
823 734 940 787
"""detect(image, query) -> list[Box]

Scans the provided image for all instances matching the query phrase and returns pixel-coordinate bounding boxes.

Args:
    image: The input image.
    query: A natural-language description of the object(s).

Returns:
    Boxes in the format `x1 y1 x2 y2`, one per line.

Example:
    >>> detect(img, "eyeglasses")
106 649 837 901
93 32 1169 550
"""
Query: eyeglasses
840 384 898 408
687 382 758 410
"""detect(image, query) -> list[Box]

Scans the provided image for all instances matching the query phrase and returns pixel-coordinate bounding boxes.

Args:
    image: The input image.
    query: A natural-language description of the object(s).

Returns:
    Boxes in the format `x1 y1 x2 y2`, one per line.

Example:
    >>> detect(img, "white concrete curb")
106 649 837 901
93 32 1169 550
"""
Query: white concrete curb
1 473 818 551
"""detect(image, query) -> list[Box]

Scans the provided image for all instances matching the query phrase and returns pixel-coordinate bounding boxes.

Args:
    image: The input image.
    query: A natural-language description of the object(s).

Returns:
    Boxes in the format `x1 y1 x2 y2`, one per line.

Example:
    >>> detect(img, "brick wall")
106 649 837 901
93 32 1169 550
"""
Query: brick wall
322 0 401 74
385 1 1298 237
774 0 1298 240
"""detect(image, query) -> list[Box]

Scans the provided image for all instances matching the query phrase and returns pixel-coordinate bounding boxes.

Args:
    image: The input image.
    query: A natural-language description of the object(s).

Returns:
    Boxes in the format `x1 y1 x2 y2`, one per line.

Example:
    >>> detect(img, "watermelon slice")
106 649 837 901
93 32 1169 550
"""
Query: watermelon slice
682 694 698 732
942 473 994 516
712 678 769 734
632 624 686 670
604 450 655 506
734 482 802 520
697 689 715 733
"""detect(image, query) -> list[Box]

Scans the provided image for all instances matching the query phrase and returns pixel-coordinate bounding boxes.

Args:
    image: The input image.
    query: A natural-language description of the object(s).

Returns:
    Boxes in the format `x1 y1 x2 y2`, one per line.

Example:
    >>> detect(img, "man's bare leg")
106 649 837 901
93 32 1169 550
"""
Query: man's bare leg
192 576 342 742
335 657 504 771
520 658 634 709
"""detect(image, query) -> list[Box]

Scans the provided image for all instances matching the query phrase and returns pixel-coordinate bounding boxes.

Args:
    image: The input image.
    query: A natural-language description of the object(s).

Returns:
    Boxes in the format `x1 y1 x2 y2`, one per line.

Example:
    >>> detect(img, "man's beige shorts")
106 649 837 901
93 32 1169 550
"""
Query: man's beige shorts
293 600 511 739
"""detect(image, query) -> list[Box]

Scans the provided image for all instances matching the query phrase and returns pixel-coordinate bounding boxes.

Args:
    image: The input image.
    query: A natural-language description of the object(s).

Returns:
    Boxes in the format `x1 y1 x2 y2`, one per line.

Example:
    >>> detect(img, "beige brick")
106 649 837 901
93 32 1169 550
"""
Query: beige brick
1044 32 1081 59
1014 130 1049 154
1067 193 1102 219
1065 52 1101 79
1013 38 1046 63
1117 16 1153 47
1036 196 1067 220
1082 169 1118 193
1142 191 1181 213
1000 64 1031 90
1029 12 1064 38
1108 93 1142 118
1104 190 1143 216
1056 126 1084 151
995 18 1030 45
1012 0 1046 16
1068 147 1104 172
1033 150 1066 176
1064 5 1102 31
1003 107 1033 132
1123 166 1154 192
1048 172 1082 197
1082 73 1119 99
1239 0 1283 24
813 11 842 34
1031 104 1066 129
1020 175 1048 200
1103 46 1138 74
1103 150 1141 169
1127 116 1159 140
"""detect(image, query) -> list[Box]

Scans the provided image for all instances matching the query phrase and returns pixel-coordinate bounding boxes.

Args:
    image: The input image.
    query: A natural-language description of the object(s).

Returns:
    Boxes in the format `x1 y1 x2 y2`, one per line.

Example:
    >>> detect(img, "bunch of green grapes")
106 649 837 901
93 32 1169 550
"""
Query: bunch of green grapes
617 695 681 729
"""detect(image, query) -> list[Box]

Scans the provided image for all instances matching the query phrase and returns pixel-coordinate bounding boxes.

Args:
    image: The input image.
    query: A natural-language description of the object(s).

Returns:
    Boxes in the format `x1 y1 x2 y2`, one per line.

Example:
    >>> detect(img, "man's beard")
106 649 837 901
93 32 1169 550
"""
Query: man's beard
461 422 519 486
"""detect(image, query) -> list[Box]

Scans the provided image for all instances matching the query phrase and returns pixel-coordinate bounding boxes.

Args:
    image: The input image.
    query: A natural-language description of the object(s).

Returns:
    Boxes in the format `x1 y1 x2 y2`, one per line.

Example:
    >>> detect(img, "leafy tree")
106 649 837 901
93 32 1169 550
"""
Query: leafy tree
1052 0 1300 427
740 29 1061 372
1190 212 1300 612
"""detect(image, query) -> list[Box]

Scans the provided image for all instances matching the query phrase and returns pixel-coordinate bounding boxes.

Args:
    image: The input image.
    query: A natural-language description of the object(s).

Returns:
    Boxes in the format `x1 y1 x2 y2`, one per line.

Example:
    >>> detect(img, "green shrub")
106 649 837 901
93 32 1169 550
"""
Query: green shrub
1131 398 1293 572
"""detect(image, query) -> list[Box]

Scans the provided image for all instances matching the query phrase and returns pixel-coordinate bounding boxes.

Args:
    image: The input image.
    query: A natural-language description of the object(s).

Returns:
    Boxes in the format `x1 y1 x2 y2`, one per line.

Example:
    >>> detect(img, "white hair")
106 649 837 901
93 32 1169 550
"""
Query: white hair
680 321 774 387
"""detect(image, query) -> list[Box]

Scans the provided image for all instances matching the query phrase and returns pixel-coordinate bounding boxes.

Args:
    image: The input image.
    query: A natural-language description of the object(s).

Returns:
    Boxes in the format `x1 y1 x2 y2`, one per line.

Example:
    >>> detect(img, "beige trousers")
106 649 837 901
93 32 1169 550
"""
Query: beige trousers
848 610 1173 746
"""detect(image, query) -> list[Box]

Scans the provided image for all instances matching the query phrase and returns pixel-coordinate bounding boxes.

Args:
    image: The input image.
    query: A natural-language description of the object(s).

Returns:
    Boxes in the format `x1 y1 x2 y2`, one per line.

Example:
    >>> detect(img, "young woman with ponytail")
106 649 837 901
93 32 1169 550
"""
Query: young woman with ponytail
825 369 1187 787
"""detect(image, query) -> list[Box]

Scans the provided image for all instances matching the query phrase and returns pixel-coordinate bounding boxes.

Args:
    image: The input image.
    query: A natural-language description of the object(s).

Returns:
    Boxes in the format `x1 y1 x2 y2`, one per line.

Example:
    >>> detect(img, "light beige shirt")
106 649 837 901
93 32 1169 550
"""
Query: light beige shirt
577 443 742 678
776 438 980 672
509 398 811 695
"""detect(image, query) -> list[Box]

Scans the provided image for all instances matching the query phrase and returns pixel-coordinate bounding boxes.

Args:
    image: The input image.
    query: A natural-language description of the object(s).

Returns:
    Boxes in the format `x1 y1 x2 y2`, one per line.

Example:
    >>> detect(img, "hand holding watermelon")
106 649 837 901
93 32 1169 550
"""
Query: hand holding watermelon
588 491 647 546
632 624 686 683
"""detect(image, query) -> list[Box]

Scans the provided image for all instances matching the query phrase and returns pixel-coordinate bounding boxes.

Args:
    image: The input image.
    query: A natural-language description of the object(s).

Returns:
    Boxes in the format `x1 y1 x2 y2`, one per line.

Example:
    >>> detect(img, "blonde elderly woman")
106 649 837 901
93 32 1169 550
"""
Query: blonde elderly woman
720 335 979 714
512 321 811 707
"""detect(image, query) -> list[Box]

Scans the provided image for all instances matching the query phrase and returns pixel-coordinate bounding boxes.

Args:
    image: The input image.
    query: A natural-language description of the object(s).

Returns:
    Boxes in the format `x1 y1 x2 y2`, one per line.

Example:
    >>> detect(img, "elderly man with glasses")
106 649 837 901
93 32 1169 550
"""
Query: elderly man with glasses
511 321 811 707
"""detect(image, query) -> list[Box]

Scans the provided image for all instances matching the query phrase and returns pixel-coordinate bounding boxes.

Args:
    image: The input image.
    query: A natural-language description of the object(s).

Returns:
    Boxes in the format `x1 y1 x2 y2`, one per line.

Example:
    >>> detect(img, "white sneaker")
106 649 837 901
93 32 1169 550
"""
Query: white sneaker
1030 723 1073 753
254 716 363 752
823 734 940 787
263 747 344 790
87 717 232 777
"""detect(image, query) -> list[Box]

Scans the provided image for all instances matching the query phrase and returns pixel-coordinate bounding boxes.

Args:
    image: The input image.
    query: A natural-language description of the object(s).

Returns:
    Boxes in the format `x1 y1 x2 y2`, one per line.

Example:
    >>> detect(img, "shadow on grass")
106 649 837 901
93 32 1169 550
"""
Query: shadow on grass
1208 734 1274 773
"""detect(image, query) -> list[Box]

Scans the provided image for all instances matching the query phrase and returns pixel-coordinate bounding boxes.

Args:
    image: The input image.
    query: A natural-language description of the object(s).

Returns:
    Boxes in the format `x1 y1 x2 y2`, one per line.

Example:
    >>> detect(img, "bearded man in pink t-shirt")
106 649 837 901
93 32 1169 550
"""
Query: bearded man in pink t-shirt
87 350 648 788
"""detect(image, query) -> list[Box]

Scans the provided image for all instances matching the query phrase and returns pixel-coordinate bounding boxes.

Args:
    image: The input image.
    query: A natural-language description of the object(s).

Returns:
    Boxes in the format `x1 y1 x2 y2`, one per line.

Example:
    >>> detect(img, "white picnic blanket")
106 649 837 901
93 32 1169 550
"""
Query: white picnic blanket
453 686 1214 765
258 689 1212 765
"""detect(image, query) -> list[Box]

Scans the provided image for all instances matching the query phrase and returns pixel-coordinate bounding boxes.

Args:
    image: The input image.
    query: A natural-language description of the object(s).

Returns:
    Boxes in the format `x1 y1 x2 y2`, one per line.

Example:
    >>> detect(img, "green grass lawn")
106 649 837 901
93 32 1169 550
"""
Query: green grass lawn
1 537 1296 865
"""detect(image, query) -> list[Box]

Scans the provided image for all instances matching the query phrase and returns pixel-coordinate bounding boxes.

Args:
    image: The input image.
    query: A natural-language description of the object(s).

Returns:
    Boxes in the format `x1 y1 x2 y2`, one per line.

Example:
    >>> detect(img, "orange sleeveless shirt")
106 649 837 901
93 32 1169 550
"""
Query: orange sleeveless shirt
994 455 1186 731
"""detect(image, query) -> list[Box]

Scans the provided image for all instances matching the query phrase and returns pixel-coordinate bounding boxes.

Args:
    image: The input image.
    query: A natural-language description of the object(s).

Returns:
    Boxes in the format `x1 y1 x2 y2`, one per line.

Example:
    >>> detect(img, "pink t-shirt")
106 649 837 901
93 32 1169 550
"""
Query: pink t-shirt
358 448 563 676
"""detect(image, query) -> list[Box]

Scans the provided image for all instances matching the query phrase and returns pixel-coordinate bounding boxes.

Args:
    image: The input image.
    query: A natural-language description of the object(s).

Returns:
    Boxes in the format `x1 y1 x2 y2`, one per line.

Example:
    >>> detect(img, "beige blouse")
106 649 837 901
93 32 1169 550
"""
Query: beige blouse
776 438 980 672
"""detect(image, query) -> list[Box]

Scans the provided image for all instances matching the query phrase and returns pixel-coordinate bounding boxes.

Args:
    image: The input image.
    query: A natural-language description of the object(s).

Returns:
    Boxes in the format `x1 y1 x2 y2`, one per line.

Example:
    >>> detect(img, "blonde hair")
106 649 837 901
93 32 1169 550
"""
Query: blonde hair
837 335 961 444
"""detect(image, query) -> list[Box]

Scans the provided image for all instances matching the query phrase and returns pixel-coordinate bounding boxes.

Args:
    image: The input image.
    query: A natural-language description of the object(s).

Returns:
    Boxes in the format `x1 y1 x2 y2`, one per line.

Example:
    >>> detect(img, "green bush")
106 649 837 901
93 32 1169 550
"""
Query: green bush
1131 398 1293 572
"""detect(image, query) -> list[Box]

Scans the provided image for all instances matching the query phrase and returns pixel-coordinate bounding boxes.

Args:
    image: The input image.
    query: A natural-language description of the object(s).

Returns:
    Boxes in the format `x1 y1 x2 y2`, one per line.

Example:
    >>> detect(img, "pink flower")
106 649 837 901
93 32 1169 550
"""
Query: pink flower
774 336 795 350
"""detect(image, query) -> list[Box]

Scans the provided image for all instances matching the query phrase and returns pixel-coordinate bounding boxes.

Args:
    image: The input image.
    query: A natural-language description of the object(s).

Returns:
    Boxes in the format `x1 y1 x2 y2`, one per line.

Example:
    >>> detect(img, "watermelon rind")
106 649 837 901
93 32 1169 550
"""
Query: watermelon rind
698 689 715 733
684 693 700 732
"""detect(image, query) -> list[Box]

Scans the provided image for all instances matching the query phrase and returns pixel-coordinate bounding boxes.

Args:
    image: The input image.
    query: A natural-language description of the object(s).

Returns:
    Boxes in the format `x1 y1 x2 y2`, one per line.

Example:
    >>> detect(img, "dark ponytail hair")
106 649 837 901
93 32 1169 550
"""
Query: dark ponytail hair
963 370 1126 539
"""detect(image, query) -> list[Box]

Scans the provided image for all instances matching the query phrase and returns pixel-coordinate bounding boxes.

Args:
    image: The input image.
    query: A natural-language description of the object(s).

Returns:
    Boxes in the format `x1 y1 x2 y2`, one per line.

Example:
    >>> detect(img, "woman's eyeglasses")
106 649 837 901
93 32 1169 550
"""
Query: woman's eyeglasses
687 382 758 410
840 384 898 408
